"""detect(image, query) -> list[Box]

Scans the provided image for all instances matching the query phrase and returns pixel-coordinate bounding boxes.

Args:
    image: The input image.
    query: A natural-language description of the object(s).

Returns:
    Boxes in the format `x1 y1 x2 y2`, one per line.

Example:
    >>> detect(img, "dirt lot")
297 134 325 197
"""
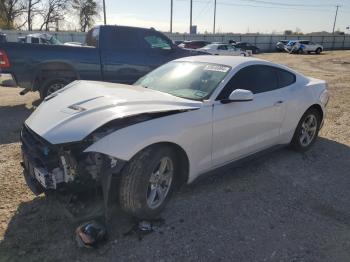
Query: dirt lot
0 51 350 262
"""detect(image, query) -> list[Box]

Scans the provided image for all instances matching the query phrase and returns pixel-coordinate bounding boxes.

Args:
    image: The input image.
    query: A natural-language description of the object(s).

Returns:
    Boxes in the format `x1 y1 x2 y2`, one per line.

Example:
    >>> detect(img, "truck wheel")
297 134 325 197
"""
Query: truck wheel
119 145 178 219
315 48 322 54
40 78 69 99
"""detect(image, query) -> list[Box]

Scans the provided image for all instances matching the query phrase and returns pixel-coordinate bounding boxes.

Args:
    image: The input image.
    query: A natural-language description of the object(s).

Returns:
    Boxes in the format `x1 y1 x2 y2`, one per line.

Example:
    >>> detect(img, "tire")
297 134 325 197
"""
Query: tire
40 78 69 99
119 145 178 219
315 48 322 54
290 108 321 152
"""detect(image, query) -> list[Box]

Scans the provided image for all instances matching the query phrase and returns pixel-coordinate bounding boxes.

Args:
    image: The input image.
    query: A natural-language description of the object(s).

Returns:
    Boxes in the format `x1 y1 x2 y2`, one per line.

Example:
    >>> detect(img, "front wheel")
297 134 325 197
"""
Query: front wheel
290 108 321 152
119 146 178 219
315 48 322 54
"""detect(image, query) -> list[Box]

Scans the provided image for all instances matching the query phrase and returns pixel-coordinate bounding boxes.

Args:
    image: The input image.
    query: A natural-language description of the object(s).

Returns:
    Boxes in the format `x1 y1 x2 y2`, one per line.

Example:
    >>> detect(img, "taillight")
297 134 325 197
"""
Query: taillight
0 49 10 68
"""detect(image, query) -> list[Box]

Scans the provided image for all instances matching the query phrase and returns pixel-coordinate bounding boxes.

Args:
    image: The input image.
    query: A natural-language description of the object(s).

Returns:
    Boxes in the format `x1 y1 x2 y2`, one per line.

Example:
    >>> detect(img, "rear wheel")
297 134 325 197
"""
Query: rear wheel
118 146 178 219
290 108 321 151
40 78 69 99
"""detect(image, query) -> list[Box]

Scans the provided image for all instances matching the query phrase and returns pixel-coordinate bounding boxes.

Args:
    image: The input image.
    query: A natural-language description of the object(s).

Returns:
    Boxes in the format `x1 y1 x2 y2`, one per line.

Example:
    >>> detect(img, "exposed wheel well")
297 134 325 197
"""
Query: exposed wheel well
33 62 79 91
141 142 190 187
308 104 324 122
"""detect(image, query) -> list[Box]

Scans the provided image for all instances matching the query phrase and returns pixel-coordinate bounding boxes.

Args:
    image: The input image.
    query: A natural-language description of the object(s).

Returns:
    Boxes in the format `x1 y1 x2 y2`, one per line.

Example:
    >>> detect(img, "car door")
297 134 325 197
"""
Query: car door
217 45 229 55
212 65 286 167
228 45 240 56
300 41 311 51
308 42 317 51
100 27 152 84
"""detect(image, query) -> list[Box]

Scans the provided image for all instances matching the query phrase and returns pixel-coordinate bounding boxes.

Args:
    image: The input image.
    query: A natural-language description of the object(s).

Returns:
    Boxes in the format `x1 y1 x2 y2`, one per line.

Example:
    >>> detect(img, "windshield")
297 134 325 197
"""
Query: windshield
134 61 231 101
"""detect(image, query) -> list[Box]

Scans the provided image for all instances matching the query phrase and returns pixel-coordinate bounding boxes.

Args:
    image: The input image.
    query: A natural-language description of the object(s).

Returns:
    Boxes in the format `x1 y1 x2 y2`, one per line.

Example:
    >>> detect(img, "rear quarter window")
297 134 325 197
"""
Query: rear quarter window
276 68 296 88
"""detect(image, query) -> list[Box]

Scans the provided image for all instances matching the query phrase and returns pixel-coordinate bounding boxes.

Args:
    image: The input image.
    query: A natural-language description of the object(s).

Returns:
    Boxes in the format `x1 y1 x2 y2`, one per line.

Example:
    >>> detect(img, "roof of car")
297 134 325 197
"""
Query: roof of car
175 55 263 68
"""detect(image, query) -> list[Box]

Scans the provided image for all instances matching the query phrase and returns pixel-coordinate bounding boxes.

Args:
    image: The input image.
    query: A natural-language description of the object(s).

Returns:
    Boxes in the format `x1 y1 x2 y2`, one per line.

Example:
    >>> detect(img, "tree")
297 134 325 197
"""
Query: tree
39 0 69 31
72 0 99 32
26 0 41 30
0 0 26 29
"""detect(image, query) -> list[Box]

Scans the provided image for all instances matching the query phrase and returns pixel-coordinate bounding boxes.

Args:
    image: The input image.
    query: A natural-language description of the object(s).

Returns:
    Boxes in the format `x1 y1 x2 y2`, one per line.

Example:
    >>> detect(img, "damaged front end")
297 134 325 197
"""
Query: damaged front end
20 111 182 195
20 124 125 195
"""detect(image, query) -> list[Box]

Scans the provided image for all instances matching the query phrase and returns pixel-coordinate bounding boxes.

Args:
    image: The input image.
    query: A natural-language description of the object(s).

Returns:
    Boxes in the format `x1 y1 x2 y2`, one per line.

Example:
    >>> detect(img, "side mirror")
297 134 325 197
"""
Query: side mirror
222 89 254 104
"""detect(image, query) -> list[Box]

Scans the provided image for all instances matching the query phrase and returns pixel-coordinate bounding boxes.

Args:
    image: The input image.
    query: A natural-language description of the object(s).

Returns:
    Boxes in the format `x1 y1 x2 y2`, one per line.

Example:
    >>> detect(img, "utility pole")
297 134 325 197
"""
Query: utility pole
213 0 217 34
170 0 173 33
103 0 107 25
332 5 340 34
190 0 193 34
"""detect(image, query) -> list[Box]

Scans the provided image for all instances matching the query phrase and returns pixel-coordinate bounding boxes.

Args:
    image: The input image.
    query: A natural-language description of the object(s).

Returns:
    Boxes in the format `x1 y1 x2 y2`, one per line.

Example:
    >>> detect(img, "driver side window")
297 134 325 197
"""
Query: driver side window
216 65 278 100
218 45 228 50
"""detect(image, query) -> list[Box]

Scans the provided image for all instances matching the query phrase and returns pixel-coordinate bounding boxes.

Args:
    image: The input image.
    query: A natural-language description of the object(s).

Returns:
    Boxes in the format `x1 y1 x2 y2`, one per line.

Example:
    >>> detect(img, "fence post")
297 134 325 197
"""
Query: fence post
321 35 325 49
269 35 273 52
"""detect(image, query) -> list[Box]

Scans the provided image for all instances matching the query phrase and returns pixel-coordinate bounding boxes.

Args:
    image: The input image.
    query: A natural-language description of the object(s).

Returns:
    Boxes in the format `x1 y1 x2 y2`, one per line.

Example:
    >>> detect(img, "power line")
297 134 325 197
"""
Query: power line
175 0 334 13
241 0 334 8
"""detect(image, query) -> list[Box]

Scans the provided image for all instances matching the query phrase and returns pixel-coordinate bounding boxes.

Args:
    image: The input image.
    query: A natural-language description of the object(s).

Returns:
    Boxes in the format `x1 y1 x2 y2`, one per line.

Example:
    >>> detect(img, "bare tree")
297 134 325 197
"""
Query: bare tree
72 0 99 32
39 0 69 31
26 0 41 30
0 0 26 29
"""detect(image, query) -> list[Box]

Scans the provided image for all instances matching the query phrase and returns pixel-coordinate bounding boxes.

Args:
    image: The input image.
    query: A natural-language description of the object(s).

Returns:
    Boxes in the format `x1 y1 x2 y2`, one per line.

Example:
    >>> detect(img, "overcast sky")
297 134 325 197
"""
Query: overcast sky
92 0 350 34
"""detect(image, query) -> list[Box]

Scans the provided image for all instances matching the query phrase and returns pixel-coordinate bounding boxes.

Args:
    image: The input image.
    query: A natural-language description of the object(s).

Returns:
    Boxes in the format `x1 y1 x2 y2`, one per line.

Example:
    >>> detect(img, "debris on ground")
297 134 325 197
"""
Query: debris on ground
75 220 107 248
123 218 165 240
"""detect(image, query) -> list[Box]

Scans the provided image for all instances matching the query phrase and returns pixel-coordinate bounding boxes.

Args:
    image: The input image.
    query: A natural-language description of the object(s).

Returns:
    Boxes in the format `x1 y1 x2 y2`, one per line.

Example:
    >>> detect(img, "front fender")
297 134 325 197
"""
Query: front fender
84 107 213 182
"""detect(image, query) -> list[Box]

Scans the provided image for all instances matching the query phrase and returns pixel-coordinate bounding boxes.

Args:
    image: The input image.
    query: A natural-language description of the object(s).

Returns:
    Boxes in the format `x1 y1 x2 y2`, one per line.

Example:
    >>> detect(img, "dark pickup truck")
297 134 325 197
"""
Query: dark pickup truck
0 25 200 98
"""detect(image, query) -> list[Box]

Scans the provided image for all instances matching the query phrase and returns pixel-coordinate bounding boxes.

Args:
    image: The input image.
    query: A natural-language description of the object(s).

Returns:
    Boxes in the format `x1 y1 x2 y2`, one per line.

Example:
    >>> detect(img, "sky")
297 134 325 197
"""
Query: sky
92 0 350 34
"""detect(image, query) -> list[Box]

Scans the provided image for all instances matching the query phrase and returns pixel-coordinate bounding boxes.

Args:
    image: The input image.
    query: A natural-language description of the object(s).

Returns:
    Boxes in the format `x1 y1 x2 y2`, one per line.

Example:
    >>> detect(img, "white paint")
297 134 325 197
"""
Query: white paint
25 56 329 183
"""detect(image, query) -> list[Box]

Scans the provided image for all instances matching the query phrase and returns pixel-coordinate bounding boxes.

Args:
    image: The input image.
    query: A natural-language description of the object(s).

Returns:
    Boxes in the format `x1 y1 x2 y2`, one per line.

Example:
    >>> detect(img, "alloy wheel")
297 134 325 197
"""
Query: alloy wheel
299 114 317 147
146 157 174 209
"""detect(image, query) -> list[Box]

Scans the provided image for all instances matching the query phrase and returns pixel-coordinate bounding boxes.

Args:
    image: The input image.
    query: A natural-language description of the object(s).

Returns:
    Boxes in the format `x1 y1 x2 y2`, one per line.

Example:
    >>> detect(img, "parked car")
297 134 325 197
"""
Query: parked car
173 40 184 46
0 32 6 43
233 42 260 54
0 25 202 98
178 40 210 49
17 33 62 45
276 40 289 52
21 56 329 219
285 40 323 54
198 44 249 56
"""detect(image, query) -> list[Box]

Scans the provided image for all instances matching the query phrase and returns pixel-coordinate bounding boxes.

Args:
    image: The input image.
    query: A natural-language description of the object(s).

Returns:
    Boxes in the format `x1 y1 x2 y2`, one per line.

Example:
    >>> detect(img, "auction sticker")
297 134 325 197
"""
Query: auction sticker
204 65 230 73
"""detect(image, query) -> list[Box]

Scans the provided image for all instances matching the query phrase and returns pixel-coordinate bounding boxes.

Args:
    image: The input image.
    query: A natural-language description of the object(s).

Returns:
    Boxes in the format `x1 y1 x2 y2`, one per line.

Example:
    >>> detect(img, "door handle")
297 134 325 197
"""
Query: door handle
274 101 284 106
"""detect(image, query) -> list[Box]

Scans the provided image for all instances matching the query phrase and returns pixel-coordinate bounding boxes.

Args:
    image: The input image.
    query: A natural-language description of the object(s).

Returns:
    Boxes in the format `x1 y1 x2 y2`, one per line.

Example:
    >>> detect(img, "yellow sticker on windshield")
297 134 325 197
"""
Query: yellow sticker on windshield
204 65 230 73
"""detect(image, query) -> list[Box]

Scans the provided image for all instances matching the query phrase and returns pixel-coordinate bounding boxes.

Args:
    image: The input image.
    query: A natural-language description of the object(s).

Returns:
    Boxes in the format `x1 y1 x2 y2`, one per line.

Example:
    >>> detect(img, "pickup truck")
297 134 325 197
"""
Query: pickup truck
0 25 201 98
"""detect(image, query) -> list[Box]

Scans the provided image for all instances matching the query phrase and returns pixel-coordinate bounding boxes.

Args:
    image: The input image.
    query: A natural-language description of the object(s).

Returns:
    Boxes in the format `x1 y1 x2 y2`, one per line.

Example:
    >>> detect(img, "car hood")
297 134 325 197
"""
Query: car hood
25 80 202 144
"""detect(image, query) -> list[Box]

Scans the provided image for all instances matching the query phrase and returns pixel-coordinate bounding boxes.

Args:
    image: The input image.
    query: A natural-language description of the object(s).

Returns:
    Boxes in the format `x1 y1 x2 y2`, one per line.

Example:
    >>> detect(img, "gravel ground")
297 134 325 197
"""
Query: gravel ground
0 51 350 262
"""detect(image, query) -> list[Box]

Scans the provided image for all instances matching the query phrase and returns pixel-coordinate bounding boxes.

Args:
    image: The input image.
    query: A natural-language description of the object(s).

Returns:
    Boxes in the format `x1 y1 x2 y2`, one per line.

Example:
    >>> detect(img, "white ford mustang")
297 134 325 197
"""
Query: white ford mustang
21 56 329 219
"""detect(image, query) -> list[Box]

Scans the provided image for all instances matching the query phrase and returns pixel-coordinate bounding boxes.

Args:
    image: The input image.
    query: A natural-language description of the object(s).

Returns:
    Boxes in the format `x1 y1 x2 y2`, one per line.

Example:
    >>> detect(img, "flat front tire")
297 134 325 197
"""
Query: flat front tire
290 108 321 152
118 146 178 219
